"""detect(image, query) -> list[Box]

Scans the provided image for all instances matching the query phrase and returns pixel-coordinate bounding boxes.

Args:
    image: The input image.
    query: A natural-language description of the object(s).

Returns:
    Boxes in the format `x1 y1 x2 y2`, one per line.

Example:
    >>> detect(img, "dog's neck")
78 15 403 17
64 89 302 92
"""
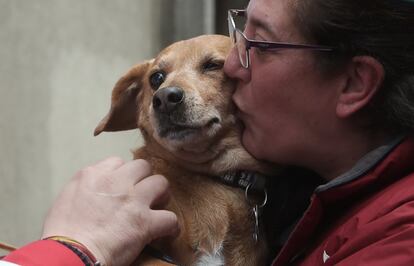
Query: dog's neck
139 128 275 176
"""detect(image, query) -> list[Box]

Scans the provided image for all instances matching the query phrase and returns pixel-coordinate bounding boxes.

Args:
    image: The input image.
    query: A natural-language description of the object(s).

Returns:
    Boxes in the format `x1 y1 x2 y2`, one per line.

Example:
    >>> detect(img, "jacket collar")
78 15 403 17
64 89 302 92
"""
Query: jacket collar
316 134 405 193
318 134 414 204
272 134 414 266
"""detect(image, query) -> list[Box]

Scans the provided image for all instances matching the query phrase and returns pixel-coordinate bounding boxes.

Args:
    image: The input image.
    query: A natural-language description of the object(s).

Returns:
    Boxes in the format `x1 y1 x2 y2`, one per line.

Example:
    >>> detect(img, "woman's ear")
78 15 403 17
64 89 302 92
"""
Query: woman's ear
336 56 384 118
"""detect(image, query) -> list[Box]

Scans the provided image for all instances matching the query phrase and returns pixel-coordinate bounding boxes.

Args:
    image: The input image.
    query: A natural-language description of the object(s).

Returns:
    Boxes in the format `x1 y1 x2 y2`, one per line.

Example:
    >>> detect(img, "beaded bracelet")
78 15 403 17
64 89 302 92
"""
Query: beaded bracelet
44 236 102 266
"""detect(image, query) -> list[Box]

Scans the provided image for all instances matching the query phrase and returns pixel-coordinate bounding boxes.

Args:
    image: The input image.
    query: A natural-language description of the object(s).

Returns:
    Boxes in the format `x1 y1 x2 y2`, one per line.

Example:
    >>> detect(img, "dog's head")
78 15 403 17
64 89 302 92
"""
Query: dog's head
95 35 240 162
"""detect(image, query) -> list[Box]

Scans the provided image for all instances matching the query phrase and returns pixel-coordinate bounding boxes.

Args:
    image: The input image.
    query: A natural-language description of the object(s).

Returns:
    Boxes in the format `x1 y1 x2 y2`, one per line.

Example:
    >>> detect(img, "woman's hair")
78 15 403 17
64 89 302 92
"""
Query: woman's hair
293 0 414 133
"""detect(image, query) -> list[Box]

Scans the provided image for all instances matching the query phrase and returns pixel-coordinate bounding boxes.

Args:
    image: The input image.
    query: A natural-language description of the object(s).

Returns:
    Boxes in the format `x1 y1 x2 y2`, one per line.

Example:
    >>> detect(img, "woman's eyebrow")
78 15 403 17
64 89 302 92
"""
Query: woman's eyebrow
248 12 281 41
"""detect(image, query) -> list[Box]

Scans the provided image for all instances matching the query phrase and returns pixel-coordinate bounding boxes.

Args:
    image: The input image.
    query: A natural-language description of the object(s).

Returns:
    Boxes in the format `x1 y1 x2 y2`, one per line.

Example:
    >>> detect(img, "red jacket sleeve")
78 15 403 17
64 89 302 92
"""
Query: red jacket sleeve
1 240 84 266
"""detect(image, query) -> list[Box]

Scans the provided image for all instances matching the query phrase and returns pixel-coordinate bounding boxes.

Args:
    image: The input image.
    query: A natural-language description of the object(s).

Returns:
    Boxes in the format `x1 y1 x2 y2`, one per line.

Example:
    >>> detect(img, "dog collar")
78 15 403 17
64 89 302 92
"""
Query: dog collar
219 170 268 243
218 170 267 192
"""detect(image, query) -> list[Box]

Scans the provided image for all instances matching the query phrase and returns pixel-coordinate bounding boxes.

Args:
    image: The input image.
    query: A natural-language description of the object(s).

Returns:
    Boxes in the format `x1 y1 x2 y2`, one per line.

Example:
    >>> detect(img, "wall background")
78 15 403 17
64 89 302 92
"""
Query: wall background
0 0 248 252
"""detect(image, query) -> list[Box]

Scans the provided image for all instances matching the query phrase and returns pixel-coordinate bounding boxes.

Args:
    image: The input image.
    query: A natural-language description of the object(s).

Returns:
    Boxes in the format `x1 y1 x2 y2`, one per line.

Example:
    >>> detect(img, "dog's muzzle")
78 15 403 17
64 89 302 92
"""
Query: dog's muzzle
153 86 184 113
152 86 191 139
152 86 221 140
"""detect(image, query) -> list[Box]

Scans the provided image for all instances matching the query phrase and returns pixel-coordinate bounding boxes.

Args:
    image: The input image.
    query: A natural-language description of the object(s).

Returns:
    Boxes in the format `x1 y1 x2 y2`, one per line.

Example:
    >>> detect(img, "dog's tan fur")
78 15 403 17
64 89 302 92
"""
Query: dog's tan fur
95 35 274 266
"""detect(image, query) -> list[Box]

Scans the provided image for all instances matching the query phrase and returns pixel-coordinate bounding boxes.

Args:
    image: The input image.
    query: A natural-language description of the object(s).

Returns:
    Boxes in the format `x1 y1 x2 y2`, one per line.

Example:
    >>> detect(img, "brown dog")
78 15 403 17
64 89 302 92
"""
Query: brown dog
94 35 274 266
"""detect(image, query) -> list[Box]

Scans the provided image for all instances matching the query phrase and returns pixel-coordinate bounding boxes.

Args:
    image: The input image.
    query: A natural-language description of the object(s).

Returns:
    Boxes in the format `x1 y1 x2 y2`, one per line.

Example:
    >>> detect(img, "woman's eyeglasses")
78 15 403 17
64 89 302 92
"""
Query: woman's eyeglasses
227 9 334 69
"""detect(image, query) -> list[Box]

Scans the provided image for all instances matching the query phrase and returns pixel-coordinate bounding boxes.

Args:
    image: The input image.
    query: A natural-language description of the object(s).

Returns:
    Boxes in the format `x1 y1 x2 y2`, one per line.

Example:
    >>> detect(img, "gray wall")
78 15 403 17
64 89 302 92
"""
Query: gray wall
0 0 215 250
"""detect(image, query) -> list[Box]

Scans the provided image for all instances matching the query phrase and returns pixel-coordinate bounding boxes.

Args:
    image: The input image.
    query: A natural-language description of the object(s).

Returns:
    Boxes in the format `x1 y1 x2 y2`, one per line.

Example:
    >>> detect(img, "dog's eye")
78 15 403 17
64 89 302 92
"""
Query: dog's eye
149 71 165 90
202 60 223 71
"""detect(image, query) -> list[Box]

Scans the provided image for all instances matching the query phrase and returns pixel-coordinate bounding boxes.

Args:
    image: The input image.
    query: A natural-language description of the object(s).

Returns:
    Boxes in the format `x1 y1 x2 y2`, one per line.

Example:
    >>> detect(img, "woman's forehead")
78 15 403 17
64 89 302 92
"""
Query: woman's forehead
246 0 300 42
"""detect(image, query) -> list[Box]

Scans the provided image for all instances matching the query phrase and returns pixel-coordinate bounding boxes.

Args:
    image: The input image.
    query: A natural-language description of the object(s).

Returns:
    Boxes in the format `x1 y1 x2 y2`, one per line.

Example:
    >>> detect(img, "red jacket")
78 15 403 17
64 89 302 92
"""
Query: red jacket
1 240 83 266
272 135 414 266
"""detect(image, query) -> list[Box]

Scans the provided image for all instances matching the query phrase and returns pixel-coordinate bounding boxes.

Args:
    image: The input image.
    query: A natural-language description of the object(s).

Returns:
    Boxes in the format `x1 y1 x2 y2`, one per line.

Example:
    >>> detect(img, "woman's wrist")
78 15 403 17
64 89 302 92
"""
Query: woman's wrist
43 236 103 266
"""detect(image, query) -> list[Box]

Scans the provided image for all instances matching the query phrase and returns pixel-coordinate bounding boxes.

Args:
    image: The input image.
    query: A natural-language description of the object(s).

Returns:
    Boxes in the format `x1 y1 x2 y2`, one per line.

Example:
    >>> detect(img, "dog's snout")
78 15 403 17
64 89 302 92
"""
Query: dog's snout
153 86 184 113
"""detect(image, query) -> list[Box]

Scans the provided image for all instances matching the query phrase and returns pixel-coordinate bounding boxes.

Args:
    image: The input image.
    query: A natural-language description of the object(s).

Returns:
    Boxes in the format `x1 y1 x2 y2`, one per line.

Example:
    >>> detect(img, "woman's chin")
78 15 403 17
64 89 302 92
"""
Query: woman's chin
241 131 261 158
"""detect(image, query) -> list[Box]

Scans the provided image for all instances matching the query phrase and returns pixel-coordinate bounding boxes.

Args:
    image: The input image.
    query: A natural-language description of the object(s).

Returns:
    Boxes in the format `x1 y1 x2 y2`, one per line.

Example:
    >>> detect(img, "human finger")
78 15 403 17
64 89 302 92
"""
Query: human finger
147 210 180 241
133 174 170 207
93 156 125 172
113 159 152 185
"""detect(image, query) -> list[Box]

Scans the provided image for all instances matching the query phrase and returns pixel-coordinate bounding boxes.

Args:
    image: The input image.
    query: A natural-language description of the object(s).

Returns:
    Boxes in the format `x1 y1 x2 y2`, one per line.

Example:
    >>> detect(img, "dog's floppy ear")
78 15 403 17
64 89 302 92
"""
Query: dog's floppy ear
94 60 152 136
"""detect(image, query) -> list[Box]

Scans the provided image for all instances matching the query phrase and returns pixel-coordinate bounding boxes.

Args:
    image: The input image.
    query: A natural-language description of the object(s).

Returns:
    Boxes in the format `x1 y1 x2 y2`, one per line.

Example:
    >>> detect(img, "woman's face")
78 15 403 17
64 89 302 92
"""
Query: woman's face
224 0 344 167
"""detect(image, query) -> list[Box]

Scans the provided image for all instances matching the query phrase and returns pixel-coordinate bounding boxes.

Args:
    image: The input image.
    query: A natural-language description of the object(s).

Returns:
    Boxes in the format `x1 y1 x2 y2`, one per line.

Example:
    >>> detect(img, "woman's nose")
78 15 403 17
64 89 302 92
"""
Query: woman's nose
224 47 250 82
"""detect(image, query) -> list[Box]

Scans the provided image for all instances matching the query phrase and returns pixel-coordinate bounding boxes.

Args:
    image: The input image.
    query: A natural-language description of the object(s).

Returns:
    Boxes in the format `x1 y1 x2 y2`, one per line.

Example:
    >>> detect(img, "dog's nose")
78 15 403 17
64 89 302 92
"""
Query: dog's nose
153 86 184 113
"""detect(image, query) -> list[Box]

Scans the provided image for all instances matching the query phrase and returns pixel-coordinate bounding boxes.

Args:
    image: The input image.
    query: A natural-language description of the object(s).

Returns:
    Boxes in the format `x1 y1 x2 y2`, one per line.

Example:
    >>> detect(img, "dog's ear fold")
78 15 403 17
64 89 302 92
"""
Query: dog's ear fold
94 60 152 136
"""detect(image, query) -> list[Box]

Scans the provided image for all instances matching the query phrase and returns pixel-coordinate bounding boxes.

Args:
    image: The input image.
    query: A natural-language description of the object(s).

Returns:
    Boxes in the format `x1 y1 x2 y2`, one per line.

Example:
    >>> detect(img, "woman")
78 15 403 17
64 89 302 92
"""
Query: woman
224 0 414 265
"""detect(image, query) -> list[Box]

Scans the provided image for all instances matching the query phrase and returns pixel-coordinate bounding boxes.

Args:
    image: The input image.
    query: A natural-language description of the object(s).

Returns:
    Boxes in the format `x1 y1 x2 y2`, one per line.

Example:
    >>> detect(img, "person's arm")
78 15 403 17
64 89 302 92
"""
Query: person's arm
2 157 179 266
2 240 85 266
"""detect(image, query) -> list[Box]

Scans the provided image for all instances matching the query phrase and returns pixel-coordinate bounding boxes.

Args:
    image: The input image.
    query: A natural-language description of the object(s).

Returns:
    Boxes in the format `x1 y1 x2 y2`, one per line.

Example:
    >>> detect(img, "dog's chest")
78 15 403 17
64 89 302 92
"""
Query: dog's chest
138 154 264 265
194 243 224 266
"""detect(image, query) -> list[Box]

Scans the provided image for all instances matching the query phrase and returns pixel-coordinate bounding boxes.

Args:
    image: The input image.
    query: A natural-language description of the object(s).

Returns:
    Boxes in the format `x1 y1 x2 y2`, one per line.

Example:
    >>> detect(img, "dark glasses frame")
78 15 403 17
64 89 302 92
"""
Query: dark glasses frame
228 9 334 68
